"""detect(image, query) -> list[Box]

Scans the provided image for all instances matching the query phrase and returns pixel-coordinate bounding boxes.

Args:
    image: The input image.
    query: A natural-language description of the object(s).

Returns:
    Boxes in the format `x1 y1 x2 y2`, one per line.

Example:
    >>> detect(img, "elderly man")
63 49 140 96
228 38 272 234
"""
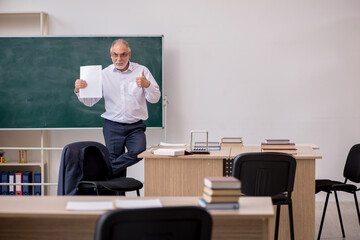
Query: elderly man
74 39 161 178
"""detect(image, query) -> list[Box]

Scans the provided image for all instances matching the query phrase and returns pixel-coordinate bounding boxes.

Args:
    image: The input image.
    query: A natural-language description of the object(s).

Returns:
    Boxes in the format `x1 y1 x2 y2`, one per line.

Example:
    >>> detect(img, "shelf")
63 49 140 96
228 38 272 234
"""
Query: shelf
0 147 63 150
0 11 48 35
0 162 41 167
0 11 46 15
0 130 57 196
0 183 57 186
0 13 52 195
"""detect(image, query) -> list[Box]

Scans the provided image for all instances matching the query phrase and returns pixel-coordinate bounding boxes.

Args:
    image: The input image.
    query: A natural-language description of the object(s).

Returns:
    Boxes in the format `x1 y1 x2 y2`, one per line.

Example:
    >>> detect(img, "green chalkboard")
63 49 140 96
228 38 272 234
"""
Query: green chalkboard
0 36 163 128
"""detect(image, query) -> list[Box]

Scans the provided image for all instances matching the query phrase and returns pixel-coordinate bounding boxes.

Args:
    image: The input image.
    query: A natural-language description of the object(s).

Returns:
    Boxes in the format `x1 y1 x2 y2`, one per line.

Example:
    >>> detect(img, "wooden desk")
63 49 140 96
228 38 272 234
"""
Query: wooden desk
139 147 230 196
0 196 274 240
140 144 322 240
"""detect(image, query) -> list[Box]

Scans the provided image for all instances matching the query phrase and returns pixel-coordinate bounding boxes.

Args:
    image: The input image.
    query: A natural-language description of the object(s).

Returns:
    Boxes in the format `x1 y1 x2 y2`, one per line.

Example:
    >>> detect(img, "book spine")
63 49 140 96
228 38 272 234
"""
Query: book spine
34 173 41 195
22 172 32 195
1 172 9 195
15 172 22 196
9 172 15 195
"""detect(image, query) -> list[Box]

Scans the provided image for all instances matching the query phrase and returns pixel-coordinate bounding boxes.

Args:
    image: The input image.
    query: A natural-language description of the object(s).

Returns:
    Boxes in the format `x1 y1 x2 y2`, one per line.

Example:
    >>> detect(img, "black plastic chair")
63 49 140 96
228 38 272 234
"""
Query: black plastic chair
57 141 143 196
316 144 360 240
232 152 296 240
94 206 212 240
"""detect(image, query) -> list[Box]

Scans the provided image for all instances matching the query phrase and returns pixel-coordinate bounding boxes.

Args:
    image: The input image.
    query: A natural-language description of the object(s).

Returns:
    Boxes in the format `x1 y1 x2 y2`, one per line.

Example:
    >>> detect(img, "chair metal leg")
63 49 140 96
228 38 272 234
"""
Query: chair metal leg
288 202 295 240
334 191 345 238
353 192 360 224
136 189 140 196
317 191 331 240
274 205 281 240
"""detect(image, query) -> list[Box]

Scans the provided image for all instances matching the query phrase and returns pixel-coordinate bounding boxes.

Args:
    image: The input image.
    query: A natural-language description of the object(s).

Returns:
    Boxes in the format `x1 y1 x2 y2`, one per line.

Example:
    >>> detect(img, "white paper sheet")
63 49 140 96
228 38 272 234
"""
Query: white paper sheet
115 199 162 209
66 199 162 211
79 65 102 98
66 201 114 211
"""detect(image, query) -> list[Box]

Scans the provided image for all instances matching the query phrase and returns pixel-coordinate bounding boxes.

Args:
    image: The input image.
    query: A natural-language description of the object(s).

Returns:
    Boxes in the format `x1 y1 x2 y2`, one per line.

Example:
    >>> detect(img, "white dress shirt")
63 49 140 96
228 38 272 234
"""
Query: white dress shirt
76 62 161 124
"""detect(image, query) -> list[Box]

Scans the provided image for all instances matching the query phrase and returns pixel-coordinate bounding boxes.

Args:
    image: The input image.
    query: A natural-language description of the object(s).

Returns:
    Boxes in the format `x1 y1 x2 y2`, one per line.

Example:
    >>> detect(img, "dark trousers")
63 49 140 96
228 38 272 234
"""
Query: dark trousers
103 119 146 178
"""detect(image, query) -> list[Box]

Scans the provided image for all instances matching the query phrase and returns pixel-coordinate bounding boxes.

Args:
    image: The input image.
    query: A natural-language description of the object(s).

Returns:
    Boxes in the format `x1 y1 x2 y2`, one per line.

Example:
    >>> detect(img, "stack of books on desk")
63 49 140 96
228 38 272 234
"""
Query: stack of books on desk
152 148 186 156
198 176 241 210
220 137 243 148
261 139 297 155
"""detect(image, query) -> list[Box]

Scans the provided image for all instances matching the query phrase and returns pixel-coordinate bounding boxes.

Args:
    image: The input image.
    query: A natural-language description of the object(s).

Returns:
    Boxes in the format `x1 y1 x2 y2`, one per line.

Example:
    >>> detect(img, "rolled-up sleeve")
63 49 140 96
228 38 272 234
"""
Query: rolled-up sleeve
144 70 161 104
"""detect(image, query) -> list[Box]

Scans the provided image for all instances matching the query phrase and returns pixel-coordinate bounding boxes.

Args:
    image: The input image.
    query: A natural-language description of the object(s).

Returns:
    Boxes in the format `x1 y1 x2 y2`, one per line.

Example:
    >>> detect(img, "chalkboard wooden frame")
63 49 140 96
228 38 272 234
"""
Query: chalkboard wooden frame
0 36 163 129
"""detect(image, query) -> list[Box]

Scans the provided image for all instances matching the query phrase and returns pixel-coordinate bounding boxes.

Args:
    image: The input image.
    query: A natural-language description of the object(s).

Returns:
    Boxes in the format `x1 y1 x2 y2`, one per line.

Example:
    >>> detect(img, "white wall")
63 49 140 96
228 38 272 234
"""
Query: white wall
1 0 360 200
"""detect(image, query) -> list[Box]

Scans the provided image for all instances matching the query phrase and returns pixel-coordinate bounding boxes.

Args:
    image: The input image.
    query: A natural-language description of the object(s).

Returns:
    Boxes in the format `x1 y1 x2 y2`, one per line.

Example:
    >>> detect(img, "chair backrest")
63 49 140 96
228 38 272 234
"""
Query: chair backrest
57 141 112 195
81 145 109 181
232 152 296 198
343 144 360 183
94 206 212 240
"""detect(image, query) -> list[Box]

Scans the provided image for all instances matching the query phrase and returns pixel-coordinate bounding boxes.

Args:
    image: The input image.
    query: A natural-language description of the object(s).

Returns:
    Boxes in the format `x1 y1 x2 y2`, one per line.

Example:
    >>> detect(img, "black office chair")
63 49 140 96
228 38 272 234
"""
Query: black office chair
316 144 360 240
94 206 212 240
57 141 143 196
232 152 296 240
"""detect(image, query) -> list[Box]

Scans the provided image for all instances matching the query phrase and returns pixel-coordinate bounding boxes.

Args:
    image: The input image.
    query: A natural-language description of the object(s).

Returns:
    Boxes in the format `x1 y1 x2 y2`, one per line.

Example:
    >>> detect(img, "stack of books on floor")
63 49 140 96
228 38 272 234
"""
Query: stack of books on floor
261 139 297 155
220 137 243 148
198 176 241 210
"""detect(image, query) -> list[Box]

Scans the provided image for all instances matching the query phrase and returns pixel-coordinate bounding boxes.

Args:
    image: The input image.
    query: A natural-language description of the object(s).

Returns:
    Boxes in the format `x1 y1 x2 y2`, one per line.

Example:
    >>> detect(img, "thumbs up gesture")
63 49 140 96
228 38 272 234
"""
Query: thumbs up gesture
136 69 150 88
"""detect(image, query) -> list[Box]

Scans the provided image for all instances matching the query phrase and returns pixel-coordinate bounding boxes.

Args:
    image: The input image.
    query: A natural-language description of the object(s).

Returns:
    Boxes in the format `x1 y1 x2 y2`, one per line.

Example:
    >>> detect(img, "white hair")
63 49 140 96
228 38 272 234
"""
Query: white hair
110 39 131 52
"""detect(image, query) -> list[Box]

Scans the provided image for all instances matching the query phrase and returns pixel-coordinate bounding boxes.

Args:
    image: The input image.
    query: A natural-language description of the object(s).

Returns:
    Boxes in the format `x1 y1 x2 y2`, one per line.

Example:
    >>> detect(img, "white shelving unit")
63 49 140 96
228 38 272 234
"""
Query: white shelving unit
0 11 53 195
0 11 48 35
0 131 62 195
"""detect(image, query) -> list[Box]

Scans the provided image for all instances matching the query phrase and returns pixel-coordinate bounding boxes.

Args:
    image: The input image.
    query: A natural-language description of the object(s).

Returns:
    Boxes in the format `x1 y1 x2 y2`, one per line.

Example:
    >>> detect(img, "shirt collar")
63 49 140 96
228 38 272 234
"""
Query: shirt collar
112 61 134 73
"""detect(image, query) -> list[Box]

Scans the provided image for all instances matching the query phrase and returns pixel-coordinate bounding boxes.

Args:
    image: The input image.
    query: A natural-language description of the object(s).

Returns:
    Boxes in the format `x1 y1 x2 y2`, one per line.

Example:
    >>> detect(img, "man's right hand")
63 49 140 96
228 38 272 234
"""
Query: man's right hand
75 79 87 93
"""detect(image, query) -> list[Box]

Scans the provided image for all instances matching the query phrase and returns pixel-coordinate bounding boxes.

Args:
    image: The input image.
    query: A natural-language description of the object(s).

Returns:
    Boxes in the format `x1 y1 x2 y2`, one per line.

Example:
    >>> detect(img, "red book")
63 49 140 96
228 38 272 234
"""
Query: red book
15 172 22 196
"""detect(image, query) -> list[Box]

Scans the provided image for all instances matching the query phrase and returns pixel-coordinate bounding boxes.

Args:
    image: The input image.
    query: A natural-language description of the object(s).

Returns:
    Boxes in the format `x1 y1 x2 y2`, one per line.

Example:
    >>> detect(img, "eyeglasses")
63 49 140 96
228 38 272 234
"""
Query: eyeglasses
111 51 130 58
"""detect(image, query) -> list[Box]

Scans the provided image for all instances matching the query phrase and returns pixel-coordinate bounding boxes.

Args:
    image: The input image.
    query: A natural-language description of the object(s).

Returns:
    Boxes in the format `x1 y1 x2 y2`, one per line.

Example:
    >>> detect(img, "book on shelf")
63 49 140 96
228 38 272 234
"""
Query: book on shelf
198 197 239 210
9 172 15 195
264 139 290 144
152 148 186 156
204 176 241 189
0 171 38 196
202 192 240 203
15 172 22 195
1 172 9 195
22 172 32 195
34 172 41 195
